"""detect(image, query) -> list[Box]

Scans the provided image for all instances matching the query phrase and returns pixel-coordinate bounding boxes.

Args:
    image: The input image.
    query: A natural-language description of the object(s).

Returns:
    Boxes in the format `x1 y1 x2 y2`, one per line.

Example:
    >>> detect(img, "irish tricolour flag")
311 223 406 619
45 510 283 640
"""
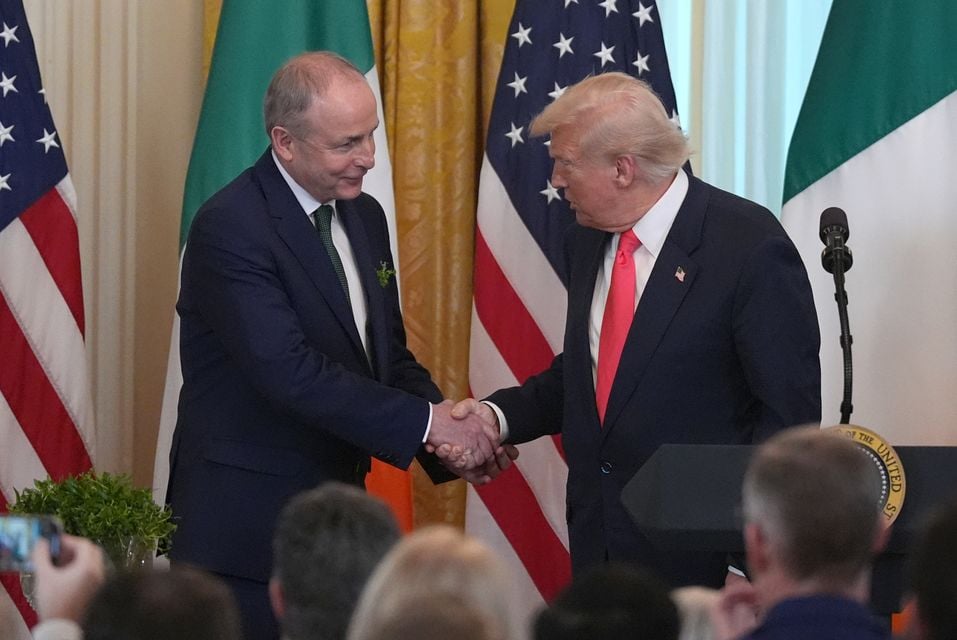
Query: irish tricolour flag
782 1 957 444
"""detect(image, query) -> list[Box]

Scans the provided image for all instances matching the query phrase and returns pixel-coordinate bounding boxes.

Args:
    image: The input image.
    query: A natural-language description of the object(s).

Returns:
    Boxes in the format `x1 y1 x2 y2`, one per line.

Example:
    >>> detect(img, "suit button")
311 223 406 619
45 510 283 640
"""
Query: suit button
600 461 613 474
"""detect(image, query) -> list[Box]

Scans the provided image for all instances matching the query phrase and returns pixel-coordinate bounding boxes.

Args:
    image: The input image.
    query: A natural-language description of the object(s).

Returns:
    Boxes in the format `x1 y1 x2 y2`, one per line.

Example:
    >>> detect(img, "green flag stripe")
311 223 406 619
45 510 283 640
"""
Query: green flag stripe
783 1 957 203
180 0 376 248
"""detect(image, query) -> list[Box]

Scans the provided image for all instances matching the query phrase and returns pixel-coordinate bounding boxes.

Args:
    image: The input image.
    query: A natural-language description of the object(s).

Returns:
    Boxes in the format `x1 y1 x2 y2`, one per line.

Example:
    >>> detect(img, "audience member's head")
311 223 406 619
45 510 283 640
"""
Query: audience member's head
347 525 522 640
741 427 886 606
534 563 679 640
81 566 241 640
908 497 957 640
352 592 503 640
270 482 401 640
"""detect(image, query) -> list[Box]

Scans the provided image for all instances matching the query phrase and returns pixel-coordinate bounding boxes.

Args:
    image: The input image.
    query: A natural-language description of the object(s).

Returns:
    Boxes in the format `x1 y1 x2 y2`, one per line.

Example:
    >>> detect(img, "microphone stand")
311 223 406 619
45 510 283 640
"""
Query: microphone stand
830 259 853 424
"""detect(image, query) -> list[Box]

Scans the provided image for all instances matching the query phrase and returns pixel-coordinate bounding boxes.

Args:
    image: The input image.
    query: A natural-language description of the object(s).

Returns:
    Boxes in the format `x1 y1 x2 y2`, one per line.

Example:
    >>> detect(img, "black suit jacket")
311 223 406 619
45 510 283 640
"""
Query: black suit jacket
488 176 821 586
167 150 443 582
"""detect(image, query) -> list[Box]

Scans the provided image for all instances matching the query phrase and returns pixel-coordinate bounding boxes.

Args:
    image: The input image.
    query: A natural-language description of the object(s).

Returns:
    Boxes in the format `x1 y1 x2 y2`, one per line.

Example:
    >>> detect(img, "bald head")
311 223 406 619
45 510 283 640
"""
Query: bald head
263 51 366 139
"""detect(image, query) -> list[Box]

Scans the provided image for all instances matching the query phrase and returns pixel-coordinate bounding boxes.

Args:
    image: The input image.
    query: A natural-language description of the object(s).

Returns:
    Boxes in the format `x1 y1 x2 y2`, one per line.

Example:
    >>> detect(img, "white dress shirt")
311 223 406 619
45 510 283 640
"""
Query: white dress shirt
587 169 688 384
272 152 370 359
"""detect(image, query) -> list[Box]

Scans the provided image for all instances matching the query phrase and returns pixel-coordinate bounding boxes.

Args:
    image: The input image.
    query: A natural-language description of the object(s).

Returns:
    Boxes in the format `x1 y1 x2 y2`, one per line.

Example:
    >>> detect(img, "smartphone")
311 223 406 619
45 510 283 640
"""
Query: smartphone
0 514 62 573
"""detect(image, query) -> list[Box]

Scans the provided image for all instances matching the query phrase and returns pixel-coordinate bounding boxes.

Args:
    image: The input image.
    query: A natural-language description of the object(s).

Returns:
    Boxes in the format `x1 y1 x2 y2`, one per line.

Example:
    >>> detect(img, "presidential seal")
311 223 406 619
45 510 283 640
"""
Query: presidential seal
826 424 906 526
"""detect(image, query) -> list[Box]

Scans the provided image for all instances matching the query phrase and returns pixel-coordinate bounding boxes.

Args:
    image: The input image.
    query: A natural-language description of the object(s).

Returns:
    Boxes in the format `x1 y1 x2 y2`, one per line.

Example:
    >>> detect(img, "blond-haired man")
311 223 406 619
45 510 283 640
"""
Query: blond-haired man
455 72 820 587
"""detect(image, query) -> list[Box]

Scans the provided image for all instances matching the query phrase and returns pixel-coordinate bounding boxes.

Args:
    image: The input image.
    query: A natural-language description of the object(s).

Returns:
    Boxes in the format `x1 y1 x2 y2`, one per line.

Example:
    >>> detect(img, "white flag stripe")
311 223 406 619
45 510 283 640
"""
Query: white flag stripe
0 390 50 502
512 443 570 549
468 307 520 398
469 308 571 549
363 67 400 279
0 592 31 640
478 157 567 353
783 92 957 444
56 175 79 223
0 220 94 448
152 306 181 500
465 486 545 629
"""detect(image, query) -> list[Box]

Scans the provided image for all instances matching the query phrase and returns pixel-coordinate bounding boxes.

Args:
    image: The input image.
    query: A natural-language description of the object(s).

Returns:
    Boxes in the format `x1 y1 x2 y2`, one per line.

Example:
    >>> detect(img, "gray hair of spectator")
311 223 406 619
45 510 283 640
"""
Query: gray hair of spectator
263 51 366 139
742 427 883 584
346 525 523 640
529 71 690 183
81 566 241 640
272 482 401 640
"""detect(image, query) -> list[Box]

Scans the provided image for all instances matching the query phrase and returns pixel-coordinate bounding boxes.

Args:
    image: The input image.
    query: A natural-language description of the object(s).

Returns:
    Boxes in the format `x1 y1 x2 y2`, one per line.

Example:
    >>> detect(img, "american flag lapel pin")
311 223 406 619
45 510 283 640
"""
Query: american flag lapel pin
675 266 686 283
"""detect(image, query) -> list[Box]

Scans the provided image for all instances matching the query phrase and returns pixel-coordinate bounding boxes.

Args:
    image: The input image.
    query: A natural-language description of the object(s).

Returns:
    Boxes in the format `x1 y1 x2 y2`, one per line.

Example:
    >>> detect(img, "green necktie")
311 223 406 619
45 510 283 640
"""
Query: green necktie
314 204 351 305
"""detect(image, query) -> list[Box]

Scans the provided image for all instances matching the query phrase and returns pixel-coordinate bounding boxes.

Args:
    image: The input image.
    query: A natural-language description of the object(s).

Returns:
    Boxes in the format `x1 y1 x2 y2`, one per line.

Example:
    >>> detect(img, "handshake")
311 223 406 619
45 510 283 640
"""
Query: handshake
426 399 519 485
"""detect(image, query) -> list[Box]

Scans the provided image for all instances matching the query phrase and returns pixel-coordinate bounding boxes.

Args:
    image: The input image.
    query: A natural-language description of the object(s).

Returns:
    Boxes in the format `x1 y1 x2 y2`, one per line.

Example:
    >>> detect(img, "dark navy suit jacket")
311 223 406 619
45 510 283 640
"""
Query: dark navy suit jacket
741 595 890 640
488 176 821 586
167 150 443 582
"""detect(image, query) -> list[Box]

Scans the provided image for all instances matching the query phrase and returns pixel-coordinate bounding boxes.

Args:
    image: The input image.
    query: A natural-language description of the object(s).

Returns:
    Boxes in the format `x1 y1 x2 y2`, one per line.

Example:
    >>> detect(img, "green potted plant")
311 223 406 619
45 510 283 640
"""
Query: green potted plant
9 470 176 568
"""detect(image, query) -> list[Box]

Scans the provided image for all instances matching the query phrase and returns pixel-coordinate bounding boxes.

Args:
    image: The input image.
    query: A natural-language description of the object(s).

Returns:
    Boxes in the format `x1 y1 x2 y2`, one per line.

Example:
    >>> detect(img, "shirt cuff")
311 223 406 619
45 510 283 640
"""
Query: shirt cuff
421 401 433 443
32 619 84 640
481 401 508 442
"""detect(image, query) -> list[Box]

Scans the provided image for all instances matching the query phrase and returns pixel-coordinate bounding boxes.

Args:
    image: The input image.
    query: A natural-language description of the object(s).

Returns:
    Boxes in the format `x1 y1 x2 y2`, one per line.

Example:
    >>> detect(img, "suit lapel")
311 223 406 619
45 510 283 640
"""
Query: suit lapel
602 175 708 433
567 227 608 429
338 199 388 381
255 152 367 358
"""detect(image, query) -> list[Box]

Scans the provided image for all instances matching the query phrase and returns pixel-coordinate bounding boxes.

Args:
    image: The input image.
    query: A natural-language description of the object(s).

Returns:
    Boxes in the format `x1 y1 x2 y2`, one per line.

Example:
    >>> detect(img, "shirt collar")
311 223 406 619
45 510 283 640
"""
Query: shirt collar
271 150 336 216
630 169 688 257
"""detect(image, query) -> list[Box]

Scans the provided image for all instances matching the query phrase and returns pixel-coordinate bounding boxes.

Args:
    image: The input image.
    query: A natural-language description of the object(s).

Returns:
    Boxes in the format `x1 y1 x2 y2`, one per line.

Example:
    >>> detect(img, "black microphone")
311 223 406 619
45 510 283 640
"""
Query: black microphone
819 207 853 274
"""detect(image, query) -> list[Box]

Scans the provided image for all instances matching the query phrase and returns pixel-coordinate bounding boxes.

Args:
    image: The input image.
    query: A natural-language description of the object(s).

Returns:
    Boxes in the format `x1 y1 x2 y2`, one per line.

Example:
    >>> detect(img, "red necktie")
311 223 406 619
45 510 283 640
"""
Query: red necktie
596 230 641 425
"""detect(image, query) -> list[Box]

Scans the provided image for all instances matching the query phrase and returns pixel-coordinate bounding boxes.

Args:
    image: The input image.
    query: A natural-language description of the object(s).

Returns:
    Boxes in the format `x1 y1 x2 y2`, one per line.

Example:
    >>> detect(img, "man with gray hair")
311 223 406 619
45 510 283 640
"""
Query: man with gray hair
167 51 506 639
737 427 890 639
269 483 400 640
452 71 820 587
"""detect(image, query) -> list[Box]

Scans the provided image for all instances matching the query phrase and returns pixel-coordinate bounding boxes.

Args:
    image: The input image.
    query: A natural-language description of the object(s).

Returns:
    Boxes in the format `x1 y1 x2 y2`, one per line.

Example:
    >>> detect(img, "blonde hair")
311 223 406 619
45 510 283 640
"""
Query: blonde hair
346 526 524 640
530 72 690 182
672 586 720 640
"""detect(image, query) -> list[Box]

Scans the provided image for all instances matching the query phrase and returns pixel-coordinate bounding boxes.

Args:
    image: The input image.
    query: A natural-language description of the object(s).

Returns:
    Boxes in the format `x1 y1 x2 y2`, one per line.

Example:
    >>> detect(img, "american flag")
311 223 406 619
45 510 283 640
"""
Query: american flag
0 0 94 633
467 0 680 615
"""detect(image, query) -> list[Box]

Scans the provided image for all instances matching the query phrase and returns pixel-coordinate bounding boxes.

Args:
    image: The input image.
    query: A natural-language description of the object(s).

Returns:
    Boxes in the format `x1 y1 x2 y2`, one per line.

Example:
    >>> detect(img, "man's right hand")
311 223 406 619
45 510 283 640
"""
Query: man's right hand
426 400 498 470
429 398 518 484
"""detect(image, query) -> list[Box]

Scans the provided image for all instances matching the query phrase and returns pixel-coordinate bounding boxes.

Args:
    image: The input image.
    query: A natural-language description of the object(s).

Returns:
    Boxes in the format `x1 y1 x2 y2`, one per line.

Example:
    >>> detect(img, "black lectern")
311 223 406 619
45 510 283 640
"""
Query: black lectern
621 444 957 614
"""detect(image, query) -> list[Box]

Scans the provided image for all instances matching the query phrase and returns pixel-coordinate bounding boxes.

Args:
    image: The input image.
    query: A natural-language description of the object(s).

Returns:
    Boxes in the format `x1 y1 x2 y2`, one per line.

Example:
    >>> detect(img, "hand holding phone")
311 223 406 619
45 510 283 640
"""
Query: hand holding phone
0 515 61 573
32 534 105 623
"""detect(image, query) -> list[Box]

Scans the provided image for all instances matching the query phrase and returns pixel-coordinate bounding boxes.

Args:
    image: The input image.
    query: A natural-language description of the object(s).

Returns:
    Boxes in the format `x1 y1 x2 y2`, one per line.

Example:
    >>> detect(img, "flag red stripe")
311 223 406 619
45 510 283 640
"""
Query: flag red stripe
0 296 92 480
473 229 555 385
18 190 86 335
475 467 571 601
0 492 39 630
